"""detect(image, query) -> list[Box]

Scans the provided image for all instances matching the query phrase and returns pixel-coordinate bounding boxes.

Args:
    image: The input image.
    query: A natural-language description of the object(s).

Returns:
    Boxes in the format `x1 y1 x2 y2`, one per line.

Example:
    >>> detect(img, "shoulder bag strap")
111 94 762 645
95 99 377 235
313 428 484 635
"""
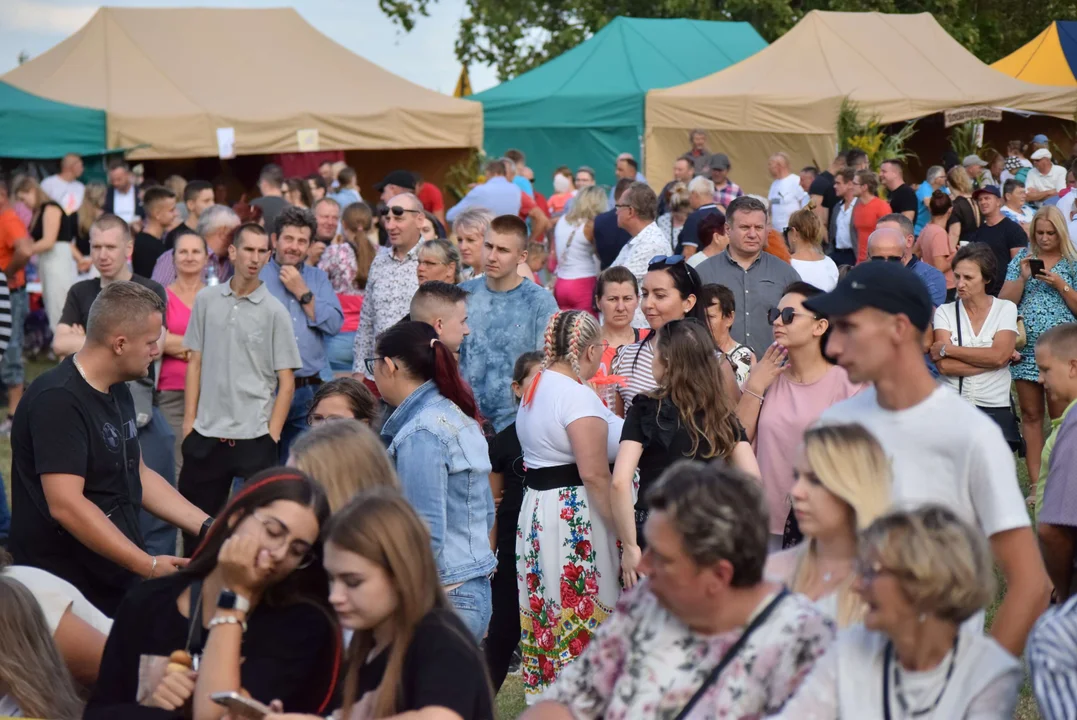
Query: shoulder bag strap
954 300 963 397
673 588 789 720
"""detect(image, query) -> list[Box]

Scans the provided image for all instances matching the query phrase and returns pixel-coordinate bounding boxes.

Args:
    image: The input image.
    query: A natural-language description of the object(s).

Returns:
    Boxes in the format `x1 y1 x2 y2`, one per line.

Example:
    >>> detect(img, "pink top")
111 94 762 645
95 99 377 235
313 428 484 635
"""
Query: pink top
754 365 863 534
916 224 955 289
159 288 193 392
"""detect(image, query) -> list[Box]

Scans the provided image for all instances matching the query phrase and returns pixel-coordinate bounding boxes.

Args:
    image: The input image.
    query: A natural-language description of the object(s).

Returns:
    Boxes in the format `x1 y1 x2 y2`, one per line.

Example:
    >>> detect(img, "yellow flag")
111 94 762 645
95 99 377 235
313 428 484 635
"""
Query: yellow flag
453 65 473 98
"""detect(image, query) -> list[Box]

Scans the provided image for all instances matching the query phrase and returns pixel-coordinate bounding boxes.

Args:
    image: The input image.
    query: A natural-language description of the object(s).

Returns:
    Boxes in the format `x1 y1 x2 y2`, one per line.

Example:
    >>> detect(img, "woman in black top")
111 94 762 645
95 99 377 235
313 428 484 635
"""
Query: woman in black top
946 165 980 246
15 175 75 331
86 468 340 720
610 319 759 586
265 488 494 720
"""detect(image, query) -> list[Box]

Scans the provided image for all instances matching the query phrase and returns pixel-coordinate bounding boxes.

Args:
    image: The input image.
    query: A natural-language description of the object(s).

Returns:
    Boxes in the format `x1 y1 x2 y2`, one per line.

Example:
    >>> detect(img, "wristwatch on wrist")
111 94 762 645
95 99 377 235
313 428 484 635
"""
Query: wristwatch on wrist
299 291 314 305
217 588 251 614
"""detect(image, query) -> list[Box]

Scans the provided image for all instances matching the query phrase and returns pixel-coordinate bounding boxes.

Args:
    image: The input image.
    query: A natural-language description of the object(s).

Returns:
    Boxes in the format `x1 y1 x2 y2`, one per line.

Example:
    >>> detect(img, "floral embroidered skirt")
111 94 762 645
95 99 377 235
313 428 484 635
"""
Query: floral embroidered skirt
516 483 619 702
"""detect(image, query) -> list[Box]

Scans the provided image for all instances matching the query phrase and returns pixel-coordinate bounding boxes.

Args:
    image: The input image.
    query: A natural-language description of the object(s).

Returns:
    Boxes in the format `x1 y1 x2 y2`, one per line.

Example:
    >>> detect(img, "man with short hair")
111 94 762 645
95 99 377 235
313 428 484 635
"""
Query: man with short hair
330 167 362 208
852 170 892 263
449 160 549 242
686 128 712 175
970 185 1027 296
10 279 210 613
180 223 300 552
811 262 1050 656
354 193 423 380
872 215 947 306
41 153 85 214
0 180 33 435
879 159 917 222
260 206 343 457
799 166 817 194
828 168 858 267
132 186 176 278
657 156 695 217
767 152 808 232
312 196 341 262
1026 149 1068 206
318 160 336 190
164 179 214 251
104 160 141 223
593 178 634 270
915 166 948 235
523 460 834 719
613 183 673 326
698 196 799 353
574 166 596 189
151 204 238 287
505 149 534 197
963 154 992 189
809 152 844 231
459 215 558 431
677 176 720 257
845 148 870 172
251 163 287 235
376 169 417 205
710 153 743 210
409 280 470 354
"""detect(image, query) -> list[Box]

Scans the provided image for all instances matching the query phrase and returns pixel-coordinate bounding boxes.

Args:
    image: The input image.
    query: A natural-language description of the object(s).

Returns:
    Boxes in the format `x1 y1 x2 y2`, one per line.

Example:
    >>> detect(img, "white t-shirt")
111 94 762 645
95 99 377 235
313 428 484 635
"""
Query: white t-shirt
1057 191 1077 241
40 175 85 214
553 216 600 280
934 298 1018 407
517 369 623 468
112 186 137 223
1025 164 1068 199
791 256 839 291
820 385 1030 538
768 174 808 231
3 565 113 635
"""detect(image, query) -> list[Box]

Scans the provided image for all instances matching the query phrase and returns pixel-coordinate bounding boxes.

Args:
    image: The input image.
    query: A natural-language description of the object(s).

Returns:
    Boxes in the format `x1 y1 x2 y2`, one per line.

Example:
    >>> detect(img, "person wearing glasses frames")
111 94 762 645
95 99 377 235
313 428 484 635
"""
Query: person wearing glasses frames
771 506 1021 720
86 468 341 720
870 217 947 307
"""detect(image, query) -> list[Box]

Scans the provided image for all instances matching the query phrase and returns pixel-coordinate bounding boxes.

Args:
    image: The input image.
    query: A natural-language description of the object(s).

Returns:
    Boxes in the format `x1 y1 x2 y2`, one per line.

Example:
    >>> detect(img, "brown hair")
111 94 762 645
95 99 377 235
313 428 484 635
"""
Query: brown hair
855 170 879 196
86 279 165 345
340 202 376 289
928 190 952 217
13 176 49 209
290 420 398 512
489 214 528 249
788 206 824 247
78 182 107 238
951 243 997 289
309 377 377 424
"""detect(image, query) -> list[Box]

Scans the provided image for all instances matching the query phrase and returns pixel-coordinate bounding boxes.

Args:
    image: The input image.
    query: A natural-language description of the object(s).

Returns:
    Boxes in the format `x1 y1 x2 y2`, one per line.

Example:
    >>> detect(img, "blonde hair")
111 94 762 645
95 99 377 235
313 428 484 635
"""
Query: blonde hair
788 206 824 248
565 185 608 226
1031 205 1077 262
78 181 107 238
13 176 49 209
790 423 892 627
668 182 692 214
539 310 601 379
289 420 399 512
859 505 994 624
0 576 83 719
947 165 973 196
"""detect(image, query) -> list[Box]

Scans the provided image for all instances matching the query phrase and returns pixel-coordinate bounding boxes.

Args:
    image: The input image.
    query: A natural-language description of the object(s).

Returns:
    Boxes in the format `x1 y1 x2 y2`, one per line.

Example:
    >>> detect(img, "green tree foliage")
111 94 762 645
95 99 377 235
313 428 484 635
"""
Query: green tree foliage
379 0 1073 82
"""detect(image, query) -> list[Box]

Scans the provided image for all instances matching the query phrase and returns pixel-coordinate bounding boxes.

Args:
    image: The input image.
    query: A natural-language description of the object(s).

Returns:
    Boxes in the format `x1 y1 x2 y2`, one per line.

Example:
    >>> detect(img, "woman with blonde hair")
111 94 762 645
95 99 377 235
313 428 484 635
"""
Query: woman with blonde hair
656 181 691 251
15 175 75 331
452 207 494 281
417 238 462 285
0 577 84 719
946 165 979 247
765 423 891 627
74 181 106 278
787 206 839 291
771 505 1021 719
1000 204 1077 495
552 185 607 312
263 489 494 720
289 419 398 512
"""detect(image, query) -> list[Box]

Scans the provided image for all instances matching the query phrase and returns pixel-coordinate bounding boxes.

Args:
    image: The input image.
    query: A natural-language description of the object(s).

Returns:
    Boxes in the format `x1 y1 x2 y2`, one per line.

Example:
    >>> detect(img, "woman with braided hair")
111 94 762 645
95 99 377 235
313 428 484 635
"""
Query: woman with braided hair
516 310 624 703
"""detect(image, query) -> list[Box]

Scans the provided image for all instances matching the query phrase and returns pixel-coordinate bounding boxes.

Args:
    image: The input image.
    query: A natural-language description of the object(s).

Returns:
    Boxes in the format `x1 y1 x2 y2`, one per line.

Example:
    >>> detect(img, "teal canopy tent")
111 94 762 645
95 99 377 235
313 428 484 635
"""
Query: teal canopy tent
0 80 108 158
472 17 767 193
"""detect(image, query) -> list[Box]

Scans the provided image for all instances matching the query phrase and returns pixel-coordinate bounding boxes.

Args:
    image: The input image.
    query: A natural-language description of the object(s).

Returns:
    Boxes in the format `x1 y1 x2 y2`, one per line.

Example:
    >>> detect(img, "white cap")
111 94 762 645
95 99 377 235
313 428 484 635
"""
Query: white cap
1031 148 1052 161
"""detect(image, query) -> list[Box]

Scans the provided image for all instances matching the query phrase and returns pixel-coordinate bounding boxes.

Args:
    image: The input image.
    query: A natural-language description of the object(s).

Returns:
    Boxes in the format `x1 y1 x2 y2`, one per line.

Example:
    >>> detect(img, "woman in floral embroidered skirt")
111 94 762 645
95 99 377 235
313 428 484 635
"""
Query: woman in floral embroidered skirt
515 310 625 702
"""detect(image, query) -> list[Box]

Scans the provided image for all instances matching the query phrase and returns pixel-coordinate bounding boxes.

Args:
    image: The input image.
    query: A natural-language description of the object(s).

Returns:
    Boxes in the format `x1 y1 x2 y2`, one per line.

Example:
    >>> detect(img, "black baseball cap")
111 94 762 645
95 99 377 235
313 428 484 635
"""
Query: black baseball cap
972 185 1001 199
374 170 416 191
802 262 933 331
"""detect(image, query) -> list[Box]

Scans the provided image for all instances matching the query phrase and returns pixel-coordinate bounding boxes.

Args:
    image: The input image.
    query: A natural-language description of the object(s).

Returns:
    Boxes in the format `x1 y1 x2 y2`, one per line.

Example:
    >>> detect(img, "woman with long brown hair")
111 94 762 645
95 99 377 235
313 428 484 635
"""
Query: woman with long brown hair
612 318 757 585
289 419 398 512
264 489 494 720
321 202 376 375
15 175 75 331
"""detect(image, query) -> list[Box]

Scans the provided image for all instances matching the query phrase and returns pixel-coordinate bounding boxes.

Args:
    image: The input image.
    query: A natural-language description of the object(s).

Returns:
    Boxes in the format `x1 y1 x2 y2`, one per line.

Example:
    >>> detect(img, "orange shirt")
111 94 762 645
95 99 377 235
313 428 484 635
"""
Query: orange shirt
765 228 792 263
853 196 893 263
0 208 28 290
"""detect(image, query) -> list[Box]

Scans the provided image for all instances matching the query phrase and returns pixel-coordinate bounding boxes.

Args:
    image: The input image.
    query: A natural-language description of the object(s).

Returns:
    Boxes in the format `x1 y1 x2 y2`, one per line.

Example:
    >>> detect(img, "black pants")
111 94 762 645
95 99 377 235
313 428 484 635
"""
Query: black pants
484 521 522 692
177 431 278 555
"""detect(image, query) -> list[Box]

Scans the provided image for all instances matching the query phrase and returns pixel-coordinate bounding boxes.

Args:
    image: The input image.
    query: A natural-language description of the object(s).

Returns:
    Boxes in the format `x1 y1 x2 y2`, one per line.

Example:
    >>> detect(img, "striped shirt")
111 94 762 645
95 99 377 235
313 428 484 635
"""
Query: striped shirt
0 271 11 359
1030 595 1077 720
612 339 657 412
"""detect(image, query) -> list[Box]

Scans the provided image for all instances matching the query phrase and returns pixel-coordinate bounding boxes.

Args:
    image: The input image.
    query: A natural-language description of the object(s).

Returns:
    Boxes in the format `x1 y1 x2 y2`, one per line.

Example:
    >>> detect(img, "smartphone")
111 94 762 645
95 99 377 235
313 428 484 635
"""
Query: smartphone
1029 258 1045 277
210 692 271 719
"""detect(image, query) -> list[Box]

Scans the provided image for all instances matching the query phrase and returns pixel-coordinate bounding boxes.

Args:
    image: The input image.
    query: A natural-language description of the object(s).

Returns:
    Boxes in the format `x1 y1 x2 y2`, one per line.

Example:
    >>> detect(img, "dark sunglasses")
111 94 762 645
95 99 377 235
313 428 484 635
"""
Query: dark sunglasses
379 206 422 218
648 254 685 270
767 307 817 325
869 255 903 263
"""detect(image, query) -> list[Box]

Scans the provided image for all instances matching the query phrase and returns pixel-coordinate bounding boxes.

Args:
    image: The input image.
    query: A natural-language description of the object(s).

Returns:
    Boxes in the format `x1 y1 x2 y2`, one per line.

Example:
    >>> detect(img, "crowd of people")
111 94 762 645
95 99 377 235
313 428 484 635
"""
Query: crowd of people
0 129 1076 719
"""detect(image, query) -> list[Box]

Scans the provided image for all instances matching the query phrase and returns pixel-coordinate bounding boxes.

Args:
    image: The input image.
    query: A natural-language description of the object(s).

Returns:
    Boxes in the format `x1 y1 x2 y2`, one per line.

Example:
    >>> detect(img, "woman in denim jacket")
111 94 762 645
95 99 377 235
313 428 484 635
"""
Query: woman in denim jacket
373 321 496 639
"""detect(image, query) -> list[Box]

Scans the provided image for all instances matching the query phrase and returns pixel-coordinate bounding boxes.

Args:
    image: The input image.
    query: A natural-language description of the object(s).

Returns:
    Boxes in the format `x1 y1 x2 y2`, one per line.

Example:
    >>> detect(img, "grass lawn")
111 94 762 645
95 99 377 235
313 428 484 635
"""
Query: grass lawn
0 361 1043 718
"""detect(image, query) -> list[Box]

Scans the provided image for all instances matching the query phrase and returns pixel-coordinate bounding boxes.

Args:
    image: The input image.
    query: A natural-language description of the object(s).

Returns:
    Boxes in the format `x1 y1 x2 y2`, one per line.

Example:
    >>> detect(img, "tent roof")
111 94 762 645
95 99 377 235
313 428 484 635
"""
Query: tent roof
1 7 482 159
474 17 767 128
0 80 107 158
992 22 1077 87
647 11 1077 135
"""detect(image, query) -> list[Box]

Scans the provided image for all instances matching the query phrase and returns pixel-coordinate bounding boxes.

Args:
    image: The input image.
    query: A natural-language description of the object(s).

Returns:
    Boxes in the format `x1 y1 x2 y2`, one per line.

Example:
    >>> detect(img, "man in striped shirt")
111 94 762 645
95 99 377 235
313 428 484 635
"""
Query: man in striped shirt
1030 595 1077 720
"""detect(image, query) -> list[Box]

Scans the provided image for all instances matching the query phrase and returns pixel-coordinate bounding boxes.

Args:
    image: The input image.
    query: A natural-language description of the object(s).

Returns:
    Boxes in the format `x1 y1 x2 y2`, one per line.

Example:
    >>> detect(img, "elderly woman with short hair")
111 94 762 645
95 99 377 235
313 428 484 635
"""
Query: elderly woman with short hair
770 505 1022 719
416 238 462 285
451 207 493 282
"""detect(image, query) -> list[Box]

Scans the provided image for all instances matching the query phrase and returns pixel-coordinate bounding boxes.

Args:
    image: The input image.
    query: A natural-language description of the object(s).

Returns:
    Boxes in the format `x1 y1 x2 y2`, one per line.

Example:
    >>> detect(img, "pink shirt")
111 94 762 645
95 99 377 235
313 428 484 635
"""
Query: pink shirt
916 223 955 289
754 365 863 534
159 289 193 391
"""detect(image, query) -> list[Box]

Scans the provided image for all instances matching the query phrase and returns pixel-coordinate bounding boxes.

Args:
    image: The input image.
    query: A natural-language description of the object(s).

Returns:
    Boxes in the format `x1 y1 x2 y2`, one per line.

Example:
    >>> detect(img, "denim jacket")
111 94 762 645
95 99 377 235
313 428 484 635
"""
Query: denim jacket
382 381 496 585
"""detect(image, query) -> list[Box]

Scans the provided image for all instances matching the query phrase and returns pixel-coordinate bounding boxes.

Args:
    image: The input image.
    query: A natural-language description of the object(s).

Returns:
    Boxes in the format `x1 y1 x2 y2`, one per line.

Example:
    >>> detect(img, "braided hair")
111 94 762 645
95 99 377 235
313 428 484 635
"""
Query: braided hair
524 310 601 406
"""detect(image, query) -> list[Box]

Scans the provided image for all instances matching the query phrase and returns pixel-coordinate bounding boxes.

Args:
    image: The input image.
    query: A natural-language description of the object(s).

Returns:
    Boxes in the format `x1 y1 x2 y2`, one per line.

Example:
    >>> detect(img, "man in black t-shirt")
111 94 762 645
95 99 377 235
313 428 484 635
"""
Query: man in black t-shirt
253 164 288 239
971 185 1028 296
880 159 918 222
9 280 209 614
809 152 844 236
132 186 176 278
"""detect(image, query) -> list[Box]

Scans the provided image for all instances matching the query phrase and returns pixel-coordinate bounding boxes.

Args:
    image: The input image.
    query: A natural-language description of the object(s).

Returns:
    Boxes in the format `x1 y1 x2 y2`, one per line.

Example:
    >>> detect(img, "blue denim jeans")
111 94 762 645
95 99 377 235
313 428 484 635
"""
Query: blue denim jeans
0 288 28 388
326 330 357 374
278 383 315 464
447 575 493 641
0 470 10 545
138 407 178 556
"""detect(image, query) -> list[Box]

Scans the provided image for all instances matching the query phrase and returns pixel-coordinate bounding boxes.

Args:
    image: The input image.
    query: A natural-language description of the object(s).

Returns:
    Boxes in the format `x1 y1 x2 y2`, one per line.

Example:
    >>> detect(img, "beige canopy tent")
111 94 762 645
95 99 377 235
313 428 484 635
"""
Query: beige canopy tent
645 11 1077 195
1 7 483 160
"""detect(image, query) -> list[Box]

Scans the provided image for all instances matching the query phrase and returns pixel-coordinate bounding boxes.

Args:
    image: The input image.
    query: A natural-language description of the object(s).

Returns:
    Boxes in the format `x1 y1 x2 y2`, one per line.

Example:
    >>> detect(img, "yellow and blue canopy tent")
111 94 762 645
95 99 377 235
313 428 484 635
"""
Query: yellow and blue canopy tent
992 21 1077 87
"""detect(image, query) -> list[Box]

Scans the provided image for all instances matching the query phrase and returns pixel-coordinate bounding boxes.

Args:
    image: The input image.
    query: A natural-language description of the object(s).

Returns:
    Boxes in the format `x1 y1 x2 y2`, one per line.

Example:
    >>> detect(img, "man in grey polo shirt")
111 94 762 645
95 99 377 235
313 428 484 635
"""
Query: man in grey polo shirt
696 196 800 354
178 222 300 552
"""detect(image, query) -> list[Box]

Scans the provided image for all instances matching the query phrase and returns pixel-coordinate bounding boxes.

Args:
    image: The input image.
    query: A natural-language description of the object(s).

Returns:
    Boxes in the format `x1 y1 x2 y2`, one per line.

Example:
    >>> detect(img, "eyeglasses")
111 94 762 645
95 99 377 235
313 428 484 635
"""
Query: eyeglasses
307 413 349 427
251 511 315 569
648 254 685 270
615 203 633 210
364 357 382 375
418 258 450 268
869 255 904 263
767 307 817 325
379 206 422 218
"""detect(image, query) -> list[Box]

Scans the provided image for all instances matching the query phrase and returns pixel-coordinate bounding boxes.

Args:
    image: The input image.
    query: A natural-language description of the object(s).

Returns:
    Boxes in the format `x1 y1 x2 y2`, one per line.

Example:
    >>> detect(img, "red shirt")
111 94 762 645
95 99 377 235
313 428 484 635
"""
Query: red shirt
417 182 444 213
853 196 893 263
0 208 28 290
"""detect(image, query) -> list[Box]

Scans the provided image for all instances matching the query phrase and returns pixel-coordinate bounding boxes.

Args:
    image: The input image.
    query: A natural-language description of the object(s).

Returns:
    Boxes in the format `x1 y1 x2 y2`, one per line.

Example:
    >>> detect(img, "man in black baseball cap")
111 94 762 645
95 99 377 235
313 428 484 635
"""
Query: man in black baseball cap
376 170 417 204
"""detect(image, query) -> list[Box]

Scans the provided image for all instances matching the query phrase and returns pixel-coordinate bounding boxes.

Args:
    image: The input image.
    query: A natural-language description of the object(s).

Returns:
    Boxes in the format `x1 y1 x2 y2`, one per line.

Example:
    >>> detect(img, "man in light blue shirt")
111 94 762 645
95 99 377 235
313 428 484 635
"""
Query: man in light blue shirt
915 165 948 235
447 159 523 222
871 216 947 306
259 205 344 459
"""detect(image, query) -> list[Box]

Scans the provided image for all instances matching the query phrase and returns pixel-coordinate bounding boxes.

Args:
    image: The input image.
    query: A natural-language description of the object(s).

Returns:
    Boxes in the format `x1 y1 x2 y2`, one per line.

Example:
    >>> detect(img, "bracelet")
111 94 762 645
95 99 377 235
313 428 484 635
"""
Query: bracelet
208 615 248 633
744 389 764 403
149 556 158 578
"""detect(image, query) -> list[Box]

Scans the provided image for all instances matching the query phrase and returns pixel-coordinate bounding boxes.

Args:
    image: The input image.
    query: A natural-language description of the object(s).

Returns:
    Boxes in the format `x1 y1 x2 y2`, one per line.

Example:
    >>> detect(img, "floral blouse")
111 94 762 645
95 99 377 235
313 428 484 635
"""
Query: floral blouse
541 581 835 719
318 242 361 295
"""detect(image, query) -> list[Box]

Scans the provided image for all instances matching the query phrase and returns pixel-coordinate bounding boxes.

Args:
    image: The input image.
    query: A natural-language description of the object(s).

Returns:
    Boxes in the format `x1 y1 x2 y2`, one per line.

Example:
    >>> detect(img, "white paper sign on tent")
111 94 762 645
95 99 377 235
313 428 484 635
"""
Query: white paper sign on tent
297 129 320 152
216 127 236 159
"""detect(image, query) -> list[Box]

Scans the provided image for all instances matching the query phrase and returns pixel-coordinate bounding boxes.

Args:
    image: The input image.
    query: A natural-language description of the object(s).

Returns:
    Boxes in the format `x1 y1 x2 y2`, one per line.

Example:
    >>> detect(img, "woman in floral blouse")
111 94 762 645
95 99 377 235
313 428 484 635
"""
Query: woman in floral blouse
319 202 376 374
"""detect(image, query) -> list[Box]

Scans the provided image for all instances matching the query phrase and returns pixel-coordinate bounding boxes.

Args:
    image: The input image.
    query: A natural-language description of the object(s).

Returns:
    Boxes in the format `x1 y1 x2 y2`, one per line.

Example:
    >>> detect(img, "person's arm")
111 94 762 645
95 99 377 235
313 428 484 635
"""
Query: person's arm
735 343 788 442
935 357 989 376
810 196 828 228
4 230 33 275
53 607 108 685
729 441 761 479
901 209 915 221
521 704 577 720
566 416 614 526
1035 270 1077 317
140 456 209 536
1027 185 1057 203
395 429 449 557
164 330 188 358
990 526 1052 655
931 329 1016 369
1038 523 1076 596
352 273 377 377
183 350 202 439
760 636 841 720
30 204 62 254
52 323 87 357
610 439 643 586
305 272 343 333
528 206 550 243
487 469 504 550
269 369 294 443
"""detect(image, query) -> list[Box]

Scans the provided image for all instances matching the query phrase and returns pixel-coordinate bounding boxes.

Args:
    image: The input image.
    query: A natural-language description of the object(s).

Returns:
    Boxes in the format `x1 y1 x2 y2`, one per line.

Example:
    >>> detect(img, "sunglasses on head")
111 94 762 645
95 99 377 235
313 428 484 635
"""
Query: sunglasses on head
767 307 817 325
379 206 422 218
869 255 903 263
648 254 685 270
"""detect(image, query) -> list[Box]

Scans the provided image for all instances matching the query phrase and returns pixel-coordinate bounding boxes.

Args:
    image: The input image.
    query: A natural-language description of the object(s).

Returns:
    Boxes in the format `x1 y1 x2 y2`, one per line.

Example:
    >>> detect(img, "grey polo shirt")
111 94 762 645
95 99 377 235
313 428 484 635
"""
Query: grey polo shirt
183 281 301 440
696 249 800 355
